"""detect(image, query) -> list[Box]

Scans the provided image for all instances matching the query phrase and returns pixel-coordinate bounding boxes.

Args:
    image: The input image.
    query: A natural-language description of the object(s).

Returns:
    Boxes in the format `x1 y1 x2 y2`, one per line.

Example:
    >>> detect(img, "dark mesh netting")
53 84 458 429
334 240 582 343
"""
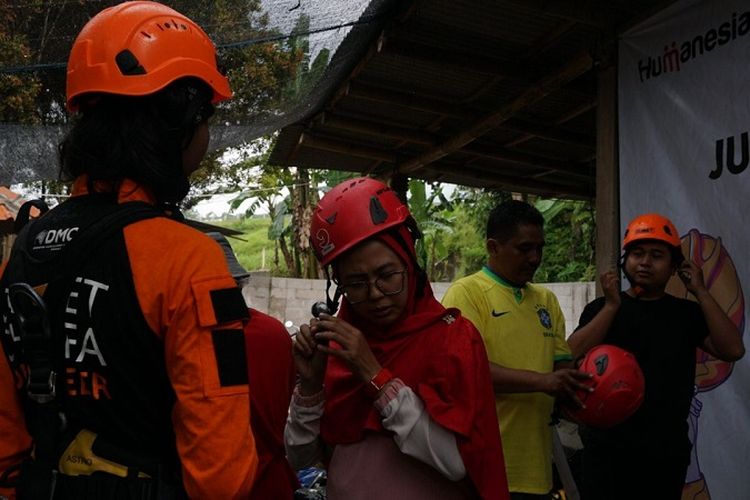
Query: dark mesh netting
0 0 396 184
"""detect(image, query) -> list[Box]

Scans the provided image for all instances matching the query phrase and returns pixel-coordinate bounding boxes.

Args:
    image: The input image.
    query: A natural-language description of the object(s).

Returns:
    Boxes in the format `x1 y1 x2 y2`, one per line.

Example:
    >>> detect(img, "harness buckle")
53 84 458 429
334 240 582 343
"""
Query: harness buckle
27 370 57 404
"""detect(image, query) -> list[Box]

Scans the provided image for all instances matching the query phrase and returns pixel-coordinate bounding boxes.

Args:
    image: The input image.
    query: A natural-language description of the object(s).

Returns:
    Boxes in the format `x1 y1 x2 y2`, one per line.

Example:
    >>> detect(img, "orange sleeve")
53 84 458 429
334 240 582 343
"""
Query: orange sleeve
0 341 32 500
125 218 257 499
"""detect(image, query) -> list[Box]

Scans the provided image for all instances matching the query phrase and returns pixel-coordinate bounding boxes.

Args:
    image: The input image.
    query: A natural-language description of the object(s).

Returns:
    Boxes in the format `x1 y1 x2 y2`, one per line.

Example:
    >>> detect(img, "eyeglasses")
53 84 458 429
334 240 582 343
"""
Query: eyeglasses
336 269 407 304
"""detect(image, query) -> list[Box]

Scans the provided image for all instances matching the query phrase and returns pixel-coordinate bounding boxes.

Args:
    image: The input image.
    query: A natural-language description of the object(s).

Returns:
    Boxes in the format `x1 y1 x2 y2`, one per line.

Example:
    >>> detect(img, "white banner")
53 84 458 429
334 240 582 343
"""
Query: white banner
619 1 749 498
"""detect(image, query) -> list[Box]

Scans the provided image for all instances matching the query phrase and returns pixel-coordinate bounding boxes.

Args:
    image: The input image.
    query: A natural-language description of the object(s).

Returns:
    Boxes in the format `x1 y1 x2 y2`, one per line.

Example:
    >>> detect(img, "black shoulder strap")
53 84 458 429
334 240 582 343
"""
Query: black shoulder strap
13 199 50 234
55 201 163 274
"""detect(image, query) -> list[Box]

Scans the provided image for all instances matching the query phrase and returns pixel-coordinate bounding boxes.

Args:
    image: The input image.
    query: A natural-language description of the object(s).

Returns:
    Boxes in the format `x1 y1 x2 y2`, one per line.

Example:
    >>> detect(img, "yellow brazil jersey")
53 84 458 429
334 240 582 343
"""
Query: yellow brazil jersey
442 266 572 494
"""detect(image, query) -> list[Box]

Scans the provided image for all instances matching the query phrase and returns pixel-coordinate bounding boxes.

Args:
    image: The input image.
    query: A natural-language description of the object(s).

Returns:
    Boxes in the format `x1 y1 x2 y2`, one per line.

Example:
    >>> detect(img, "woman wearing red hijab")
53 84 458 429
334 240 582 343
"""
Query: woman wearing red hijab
285 177 509 499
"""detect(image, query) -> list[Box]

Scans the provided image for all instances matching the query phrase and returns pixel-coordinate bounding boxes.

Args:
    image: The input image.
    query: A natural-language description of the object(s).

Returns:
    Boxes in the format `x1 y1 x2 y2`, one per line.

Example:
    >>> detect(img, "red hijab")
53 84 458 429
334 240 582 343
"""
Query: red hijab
320 225 509 500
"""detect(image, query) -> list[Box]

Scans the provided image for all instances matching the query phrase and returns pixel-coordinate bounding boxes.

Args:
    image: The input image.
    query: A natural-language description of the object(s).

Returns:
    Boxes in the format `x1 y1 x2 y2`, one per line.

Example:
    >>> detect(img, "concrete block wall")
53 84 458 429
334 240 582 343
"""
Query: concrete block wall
537 282 597 337
243 271 596 337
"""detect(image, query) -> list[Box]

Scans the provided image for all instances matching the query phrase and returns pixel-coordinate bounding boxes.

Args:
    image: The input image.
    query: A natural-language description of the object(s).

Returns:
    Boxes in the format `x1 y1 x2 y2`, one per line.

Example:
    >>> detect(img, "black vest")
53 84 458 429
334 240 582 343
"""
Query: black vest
1 195 183 497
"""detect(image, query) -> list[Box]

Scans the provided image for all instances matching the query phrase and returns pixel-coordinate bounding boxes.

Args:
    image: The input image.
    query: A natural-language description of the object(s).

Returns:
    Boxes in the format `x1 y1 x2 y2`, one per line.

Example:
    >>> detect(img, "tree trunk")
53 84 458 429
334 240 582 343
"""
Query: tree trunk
279 235 295 274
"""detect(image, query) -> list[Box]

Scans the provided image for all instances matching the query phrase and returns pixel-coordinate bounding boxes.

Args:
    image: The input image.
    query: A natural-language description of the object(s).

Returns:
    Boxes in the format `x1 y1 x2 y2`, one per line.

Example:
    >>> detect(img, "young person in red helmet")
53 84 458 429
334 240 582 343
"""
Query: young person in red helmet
0 3 257 499
568 213 744 500
284 177 510 499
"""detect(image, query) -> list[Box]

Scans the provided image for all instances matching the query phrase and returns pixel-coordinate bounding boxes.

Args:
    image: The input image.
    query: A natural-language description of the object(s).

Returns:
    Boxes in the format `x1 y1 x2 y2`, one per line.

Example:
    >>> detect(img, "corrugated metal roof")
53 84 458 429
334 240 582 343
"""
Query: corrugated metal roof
269 0 679 198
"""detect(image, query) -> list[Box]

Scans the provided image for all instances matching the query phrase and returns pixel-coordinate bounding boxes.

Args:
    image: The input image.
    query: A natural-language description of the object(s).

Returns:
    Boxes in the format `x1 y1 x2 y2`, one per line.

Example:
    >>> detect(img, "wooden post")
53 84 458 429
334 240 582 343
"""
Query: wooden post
595 63 620 295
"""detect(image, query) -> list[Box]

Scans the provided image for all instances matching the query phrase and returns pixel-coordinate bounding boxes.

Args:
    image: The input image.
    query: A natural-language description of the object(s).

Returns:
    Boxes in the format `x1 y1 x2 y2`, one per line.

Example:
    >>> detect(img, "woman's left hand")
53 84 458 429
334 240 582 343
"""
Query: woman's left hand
312 313 382 383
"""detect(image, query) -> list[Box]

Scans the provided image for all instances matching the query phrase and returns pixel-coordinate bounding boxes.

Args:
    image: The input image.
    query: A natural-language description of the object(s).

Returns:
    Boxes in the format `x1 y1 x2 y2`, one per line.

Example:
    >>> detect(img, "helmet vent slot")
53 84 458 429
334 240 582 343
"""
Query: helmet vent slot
115 50 146 76
594 354 608 375
155 20 186 31
369 196 388 225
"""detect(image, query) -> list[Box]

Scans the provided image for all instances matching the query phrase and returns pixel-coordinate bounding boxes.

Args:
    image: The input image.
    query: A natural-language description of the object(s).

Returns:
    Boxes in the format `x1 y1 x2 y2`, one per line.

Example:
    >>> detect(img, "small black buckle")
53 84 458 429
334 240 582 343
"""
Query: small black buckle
27 370 57 404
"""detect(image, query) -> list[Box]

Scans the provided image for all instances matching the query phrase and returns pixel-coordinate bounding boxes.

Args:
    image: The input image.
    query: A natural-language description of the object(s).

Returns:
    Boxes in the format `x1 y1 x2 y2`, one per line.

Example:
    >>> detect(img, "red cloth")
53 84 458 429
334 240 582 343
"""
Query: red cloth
245 308 300 500
320 227 509 500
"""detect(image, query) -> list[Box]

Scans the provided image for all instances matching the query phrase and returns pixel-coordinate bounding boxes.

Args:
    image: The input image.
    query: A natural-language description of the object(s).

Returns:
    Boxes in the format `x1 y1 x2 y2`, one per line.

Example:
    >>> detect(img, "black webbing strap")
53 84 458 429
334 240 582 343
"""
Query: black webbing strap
13 199 50 234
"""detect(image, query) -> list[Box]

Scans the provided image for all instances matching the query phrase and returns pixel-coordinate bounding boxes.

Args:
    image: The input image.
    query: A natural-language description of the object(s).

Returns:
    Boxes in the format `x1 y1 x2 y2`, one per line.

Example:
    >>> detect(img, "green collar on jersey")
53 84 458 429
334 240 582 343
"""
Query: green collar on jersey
482 265 525 303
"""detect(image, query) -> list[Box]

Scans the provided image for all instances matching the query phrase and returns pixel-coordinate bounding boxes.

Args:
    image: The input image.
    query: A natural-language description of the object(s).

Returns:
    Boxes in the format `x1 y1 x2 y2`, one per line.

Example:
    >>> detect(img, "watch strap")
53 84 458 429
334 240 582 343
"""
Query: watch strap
365 367 394 398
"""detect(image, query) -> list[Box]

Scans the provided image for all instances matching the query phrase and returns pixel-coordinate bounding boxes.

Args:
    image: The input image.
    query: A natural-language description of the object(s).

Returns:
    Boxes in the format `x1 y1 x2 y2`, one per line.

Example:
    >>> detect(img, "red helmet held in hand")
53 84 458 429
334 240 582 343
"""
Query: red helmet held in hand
568 344 645 429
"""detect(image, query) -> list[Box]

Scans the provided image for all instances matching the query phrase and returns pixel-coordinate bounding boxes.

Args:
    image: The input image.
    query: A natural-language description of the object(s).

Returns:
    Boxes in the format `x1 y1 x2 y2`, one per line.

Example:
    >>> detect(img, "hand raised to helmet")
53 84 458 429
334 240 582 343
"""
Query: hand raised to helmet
678 259 706 296
600 270 622 308
311 313 382 383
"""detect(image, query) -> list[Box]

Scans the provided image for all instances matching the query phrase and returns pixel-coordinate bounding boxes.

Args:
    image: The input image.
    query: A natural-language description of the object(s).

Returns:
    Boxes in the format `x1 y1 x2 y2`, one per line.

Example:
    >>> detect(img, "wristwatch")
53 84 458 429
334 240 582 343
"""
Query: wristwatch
365 367 394 398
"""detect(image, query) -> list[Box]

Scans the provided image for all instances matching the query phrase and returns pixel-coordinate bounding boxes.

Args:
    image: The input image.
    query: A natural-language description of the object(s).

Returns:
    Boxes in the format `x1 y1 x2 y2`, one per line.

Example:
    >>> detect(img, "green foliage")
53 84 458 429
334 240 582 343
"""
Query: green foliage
0 5 41 123
408 180 456 281
207 182 596 284
214 216 292 275
421 186 595 283
533 199 596 283
432 187 507 281
440 208 487 278
267 199 288 240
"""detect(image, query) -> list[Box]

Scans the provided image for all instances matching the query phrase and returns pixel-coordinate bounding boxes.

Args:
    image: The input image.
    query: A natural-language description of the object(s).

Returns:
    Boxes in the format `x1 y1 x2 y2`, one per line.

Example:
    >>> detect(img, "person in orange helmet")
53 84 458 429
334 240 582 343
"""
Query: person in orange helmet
0 2 257 499
568 213 744 500
285 177 509 499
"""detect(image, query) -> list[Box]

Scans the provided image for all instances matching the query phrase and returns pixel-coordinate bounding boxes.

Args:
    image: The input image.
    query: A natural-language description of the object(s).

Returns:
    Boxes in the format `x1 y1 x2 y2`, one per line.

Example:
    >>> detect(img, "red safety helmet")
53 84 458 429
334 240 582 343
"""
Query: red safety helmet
66 1 231 112
622 213 681 250
568 344 645 429
311 177 412 266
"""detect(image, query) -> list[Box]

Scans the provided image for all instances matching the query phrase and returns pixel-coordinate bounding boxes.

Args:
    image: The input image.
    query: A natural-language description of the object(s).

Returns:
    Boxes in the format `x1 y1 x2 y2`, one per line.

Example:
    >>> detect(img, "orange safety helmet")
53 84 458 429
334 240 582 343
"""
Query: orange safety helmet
567 344 645 429
622 213 681 250
311 177 413 266
66 1 231 112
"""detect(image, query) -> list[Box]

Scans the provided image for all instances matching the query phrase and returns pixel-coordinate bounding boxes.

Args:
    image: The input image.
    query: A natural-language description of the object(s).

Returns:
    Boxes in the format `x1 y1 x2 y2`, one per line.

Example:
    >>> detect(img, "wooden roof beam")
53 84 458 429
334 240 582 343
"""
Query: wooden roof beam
500 118 594 149
320 114 435 146
556 100 597 123
522 20 578 59
345 81 472 119
504 99 596 148
381 38 534 79
318 114 591 174
426 163 593 199
462 144 591 180
327 31 386 111
298 133 396 164
284 126 306 165
398 51 593 174
342 85 593 149
498 0 615 30
458 19 579 105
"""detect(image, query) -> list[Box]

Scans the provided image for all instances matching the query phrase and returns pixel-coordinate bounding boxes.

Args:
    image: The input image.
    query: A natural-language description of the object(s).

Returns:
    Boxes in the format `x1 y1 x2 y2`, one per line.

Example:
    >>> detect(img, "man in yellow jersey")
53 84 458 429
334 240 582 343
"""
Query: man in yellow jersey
442 200 590 499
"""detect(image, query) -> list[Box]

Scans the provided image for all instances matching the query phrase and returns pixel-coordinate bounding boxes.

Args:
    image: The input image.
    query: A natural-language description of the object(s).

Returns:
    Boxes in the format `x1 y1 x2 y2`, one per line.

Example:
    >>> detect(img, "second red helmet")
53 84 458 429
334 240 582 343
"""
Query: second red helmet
567 344 645 429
